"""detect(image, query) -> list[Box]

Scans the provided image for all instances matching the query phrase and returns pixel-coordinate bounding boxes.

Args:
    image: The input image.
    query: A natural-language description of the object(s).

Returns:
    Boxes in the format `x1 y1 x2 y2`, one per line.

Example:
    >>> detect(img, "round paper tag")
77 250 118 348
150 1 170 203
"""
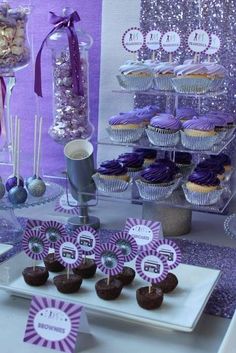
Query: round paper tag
155 239 181 270
110 232 138 262
161 31 181 53
122 27 144 53
95 244 124 276
145 29 162 51
205 34 221 55
55 236 82 269
125 218 161 251
188 29 210 53
41 221 67 249
73 225 99 255
22 230 49 261
136 250 168 284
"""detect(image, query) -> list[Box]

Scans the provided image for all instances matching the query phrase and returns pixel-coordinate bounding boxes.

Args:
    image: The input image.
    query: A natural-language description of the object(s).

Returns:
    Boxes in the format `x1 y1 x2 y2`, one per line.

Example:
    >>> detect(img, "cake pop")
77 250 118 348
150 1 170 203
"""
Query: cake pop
0 177 5 199
8 117 27 204
27 116 46 197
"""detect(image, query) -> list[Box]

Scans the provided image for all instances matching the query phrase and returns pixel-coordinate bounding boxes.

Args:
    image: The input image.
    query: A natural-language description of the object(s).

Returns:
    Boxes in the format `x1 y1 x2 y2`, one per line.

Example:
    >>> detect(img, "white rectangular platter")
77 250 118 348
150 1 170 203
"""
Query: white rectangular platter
218 309 236 353
0 252 220 332
0 244 12 256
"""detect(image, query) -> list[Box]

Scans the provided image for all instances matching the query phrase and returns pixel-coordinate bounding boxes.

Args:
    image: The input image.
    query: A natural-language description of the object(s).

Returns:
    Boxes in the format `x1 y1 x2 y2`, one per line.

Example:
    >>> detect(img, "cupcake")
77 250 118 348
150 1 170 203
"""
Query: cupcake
135 148 157 166
136 286 163 310
172 63 211 93
202 114 227 142
72 258 97 279
43 253 65 273
146 113 181 146
22 266 49 286
175 107 198 123
117 152 144 178
181 118 218 150
107 113 145 143
95 278 123 300
207 111 235 139
135 162 179 200
173 152 193 178
154 272 178 293
182 170 223 205
194 159 225 181
204 63 227 91
112 266 136 286
53 274 83 294
93 160 130 193
210 153 233 181
133 104 160 126
153 61 178 91
117 60 153 91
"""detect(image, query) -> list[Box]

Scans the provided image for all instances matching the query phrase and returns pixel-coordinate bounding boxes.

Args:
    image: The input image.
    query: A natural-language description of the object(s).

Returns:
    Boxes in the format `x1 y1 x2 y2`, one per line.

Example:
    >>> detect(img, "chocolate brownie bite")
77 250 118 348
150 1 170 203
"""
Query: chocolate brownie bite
95 278 123 300
44 253 65 273
53 274 83 294
154 273 178 293
112 266 135 286
22 266 49 286
136 286 163 310
72 258 97 279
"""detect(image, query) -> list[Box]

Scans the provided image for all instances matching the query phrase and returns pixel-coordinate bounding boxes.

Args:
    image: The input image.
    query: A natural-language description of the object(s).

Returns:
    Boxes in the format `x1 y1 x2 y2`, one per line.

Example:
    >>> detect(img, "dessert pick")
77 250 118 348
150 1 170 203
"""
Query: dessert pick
8 117 28 204
94 243 124 300
5 116 24 192
72 225 100 278
110 231 138 285
27 115 46 197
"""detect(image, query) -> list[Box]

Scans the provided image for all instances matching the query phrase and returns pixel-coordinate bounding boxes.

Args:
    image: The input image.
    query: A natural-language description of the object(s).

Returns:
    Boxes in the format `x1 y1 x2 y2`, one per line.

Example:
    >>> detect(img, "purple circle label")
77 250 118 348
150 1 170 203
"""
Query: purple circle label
161 31 181 53
155 239 182 270
55 236 82 269
73 225 99 255
95 244 124 276
110 231 138 262
145 30 162 50
188 29 210 53
136 250 168 284
40 221 67 249
122 27 144 53
22 230 49 261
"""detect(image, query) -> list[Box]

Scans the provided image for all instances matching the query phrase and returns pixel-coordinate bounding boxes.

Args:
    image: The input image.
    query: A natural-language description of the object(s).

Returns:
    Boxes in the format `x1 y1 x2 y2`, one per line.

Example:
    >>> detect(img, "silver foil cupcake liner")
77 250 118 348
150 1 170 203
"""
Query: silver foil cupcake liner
135 178 180 201
116 74 153 91
171 77 212 94
153 76 174 91
215 129 227 143
106 126 145 143
146 128 180 146
180 131 218 150
208 78 225 92
127 168 143 180
224 126 236 140
182 184 224 205
92 173 130 193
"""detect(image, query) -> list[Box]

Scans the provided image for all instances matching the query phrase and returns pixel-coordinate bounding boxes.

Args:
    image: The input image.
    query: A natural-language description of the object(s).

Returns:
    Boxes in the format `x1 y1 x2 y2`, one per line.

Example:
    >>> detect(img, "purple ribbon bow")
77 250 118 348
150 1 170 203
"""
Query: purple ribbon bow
34 11 84 97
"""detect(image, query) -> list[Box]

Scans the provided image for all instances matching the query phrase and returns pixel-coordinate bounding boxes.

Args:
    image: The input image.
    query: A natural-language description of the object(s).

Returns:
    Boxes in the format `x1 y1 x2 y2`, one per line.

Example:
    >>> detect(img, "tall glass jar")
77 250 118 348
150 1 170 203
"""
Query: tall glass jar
47 8 94 145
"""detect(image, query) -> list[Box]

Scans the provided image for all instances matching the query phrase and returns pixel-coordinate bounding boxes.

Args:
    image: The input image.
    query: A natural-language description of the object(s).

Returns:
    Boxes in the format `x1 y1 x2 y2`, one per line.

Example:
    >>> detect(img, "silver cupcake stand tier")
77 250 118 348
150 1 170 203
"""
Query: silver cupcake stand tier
0 182 63 245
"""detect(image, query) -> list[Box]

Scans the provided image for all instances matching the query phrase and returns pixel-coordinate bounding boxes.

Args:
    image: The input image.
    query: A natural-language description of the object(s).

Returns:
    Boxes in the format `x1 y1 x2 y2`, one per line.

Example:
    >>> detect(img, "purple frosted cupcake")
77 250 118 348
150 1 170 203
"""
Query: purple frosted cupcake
133 105 160 126
93 160 130 192
207 111 235 139
135 148 157 166
175 107 198 122
210 153 233 181
107 112 145 143
117 152 144 178
117 60 153 91
181 118 218 150
182 170 222 205
135 163 179 200
153 62 178 91
146 114 181 146
201 114 227 142
194 159 225 181
173 152 193 178
151 158 180 176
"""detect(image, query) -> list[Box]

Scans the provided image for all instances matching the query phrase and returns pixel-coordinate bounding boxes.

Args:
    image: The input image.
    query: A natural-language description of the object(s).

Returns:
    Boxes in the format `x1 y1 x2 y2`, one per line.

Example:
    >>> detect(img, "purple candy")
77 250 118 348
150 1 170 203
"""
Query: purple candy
6 176 24 192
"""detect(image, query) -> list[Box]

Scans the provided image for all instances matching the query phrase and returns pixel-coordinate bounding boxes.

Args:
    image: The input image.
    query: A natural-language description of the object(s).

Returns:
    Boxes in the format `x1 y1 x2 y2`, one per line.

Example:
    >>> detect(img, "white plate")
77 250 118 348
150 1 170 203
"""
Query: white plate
218 310 236 353
0 244 12 256
0 252 220 332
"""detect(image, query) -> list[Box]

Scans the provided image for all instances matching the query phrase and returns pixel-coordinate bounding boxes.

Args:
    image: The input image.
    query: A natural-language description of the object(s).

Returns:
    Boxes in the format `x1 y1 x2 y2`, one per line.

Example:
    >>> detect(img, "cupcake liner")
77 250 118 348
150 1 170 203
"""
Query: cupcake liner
224 126 236 140
208 78 225 92
135 178 180 201
215 129 227 143
116 74 153 91
180 131 218 150
182 184 223 205
153 76 174 91
146 128 180 147
171 77 212 94
92 173 130 193
106 126 145 143
127 168 143 180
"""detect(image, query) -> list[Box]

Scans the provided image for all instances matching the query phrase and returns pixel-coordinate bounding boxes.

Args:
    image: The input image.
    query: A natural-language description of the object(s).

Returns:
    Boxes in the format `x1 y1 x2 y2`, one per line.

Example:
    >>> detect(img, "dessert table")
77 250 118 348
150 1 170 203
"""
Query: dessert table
0 198 235 353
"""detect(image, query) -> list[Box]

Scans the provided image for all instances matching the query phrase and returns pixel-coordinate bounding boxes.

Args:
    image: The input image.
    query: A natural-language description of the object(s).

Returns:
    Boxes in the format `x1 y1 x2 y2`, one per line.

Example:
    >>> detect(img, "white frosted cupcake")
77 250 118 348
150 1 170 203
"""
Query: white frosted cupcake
153 61 178 91
117 60 153 91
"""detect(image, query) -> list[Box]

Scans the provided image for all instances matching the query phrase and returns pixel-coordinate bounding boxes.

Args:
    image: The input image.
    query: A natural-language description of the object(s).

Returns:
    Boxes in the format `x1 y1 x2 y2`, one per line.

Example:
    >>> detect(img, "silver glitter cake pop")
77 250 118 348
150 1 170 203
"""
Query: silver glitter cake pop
28 178 46 197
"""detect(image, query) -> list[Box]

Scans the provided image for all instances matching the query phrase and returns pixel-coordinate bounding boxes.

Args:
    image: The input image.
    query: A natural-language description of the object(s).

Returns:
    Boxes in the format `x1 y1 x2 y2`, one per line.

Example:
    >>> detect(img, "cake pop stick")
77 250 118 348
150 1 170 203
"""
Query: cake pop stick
33 115 38 177
36 116 42 178
16 118 20 187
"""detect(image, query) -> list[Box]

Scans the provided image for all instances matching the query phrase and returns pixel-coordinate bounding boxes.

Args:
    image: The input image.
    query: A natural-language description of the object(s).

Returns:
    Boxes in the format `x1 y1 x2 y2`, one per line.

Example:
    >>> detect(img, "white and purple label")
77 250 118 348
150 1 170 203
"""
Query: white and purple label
124 218 163 251
54 193 79 215
22 230 49 261
206 33 221 55
110 231 138 262
145 29 162 50
155 239 181 270
161 31 181 53
73 225 99 256
55 236 82 270
188 29 210 53
94 243 124 276
24 295 89 353
122 27 144 53
41 221 67 249
136 250 169 284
